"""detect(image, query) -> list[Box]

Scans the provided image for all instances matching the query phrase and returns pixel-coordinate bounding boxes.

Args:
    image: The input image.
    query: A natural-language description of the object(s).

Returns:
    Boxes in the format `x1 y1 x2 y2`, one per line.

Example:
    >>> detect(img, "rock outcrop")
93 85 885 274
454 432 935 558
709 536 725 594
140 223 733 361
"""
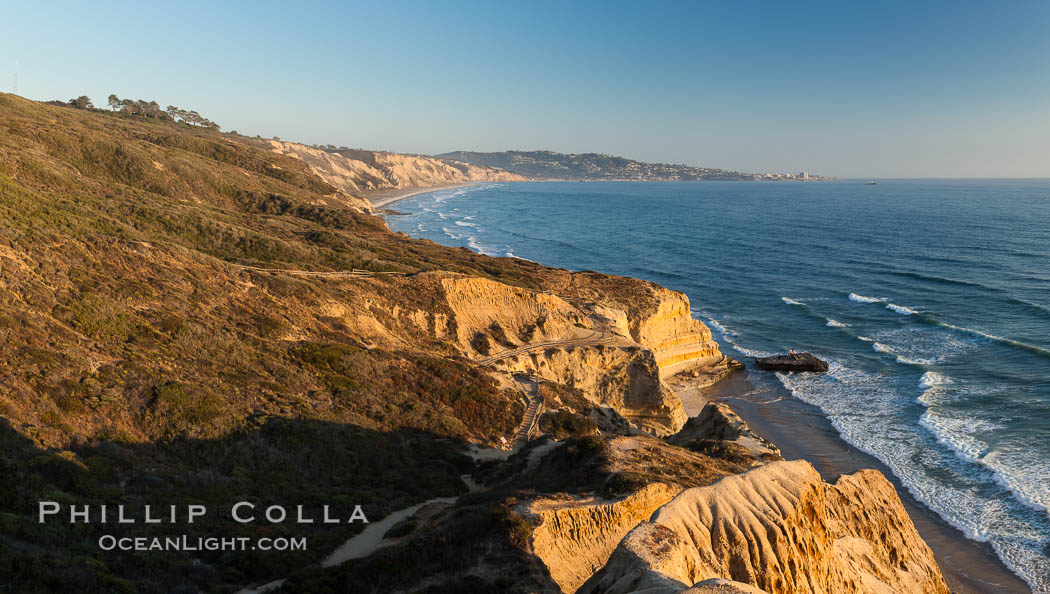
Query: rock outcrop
580 460 950 594
499 345 687 435
754 352 829 373
630 286 724 379
668 402 782 467
266 140 524 200
529 482 684 593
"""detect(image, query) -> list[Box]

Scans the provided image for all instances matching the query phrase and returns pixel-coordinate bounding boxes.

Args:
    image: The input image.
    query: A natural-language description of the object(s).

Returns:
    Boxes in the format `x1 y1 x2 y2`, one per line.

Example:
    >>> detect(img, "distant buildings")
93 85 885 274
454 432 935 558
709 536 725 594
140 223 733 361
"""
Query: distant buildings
800 171 810 180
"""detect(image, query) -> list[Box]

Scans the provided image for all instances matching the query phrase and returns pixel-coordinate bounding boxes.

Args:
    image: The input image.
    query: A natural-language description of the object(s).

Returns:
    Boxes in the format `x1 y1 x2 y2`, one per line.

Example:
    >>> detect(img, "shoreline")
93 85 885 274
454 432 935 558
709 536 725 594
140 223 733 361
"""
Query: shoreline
380 184 1033 592
364 182 476 210
691 369 1031 594
363 180 835 213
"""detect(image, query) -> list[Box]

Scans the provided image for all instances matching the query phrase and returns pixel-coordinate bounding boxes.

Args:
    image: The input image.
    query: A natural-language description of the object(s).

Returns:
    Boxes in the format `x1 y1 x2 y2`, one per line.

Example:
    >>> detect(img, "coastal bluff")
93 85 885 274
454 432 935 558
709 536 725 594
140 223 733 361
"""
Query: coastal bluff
578 460 950 594
266 140 524 203
426 272 729 435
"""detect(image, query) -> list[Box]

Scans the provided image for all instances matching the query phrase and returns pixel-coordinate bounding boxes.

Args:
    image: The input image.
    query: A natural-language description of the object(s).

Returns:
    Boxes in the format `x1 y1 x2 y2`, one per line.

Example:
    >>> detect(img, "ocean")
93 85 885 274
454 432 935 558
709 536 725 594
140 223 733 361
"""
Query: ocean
385 179 1050 591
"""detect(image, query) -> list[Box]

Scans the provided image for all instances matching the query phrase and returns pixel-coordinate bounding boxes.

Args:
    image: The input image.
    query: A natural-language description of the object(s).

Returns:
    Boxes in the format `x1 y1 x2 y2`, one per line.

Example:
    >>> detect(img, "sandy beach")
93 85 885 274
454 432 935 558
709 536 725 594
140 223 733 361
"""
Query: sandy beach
365 183 475 210
689 370 1032 594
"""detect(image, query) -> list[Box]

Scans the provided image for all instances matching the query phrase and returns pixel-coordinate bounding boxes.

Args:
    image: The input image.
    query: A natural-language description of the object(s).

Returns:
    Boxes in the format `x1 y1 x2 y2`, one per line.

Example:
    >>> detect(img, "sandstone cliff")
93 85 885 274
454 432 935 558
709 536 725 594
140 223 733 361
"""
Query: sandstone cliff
266 140 525 201
579 460 950 594
630 286 724 378
419 272 730 435
529 482 684 593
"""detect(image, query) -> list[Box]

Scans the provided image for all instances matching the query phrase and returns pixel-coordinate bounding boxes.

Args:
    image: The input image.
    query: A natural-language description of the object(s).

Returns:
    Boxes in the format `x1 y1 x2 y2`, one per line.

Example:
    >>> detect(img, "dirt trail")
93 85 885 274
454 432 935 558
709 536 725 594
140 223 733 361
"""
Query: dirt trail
477 330 613 364
232 264 408 278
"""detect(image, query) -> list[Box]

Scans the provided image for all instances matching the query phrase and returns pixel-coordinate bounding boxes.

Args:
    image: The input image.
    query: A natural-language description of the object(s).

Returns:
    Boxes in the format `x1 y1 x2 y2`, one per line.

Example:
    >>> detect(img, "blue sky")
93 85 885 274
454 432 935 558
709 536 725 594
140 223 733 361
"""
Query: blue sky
2 0 1048 177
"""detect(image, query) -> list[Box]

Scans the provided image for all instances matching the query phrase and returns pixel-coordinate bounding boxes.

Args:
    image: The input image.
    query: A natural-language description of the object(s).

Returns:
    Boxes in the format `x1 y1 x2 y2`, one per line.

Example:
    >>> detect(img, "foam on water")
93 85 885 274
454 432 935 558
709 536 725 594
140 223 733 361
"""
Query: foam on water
871 342 934 366
781 296 804 306
919 409 994 462
466 236 499 256
441 226 465 240
917 378 1050 517
825 319 849 327
926 318 1050 359
868 327 977 367
920 408 1050 518
693 309 737 338
917 371 953 406
919 371 952 391
849 292 885 303
886 302 920 315
505 249 535 262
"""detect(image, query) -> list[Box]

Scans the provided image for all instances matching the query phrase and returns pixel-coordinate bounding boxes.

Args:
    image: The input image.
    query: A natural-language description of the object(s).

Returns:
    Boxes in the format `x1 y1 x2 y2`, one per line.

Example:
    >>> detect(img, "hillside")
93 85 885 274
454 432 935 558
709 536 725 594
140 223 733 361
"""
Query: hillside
436 150 829 181
0 93 938 593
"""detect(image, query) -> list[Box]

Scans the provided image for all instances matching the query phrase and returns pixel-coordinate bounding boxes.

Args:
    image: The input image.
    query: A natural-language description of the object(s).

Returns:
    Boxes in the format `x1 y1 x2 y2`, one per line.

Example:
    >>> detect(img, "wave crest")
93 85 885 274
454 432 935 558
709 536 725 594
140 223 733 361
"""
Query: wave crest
887 303 919 315
849 292 885 303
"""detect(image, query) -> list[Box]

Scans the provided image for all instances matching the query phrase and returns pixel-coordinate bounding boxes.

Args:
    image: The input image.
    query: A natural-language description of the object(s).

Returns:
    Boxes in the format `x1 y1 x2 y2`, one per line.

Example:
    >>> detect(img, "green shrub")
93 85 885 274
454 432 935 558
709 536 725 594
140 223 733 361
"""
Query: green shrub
469 331 491 355
148 382 224 433
540 411 598 439
70 293 134 341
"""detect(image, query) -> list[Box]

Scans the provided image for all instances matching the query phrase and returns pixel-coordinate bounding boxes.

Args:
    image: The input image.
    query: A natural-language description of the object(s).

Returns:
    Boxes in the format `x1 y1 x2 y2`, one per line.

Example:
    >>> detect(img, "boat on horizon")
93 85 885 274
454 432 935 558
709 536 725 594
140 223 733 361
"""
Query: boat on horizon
865 180 877 185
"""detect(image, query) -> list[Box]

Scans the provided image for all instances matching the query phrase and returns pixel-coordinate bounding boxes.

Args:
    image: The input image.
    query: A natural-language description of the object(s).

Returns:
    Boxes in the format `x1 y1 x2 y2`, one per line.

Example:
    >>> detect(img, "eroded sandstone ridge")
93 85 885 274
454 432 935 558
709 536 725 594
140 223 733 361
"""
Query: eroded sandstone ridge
421 272 730 435
579 460 950 594
266 140 525 201
529 482 684 593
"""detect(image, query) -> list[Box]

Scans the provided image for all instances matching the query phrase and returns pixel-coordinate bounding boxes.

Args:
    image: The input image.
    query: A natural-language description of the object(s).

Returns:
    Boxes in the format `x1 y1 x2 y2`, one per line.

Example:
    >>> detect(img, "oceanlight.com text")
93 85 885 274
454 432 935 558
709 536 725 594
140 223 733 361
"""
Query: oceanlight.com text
98 535 307 552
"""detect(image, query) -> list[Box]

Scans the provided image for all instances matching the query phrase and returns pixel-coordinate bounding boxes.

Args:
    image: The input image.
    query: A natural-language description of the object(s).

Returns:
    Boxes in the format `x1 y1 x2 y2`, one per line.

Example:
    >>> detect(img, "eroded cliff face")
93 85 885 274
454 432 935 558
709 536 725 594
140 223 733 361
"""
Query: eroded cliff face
266 140 525 200
529 482 684 593
500 345 688 434
419 272 729 434
579 460 950 594
437 274 584 354
629 286 723 378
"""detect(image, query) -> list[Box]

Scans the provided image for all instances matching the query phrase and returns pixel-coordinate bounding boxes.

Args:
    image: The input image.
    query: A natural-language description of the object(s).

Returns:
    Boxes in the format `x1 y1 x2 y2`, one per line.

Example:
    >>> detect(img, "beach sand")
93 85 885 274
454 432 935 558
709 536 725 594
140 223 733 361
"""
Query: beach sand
693 370 1032 594
365 183 474 210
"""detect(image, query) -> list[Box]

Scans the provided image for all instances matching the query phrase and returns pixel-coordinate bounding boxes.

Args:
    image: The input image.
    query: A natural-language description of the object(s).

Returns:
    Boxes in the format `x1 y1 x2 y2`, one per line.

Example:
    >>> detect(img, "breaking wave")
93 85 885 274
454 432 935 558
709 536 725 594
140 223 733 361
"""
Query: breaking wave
849 292 885 303
886 303 919 315
871 341 933 366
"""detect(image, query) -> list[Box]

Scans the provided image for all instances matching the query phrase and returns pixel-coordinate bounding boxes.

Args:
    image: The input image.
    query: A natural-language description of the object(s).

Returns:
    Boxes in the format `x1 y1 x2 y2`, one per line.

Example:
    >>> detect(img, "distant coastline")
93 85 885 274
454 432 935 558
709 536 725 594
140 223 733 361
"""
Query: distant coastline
364 183 476 209
436 149 835 182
